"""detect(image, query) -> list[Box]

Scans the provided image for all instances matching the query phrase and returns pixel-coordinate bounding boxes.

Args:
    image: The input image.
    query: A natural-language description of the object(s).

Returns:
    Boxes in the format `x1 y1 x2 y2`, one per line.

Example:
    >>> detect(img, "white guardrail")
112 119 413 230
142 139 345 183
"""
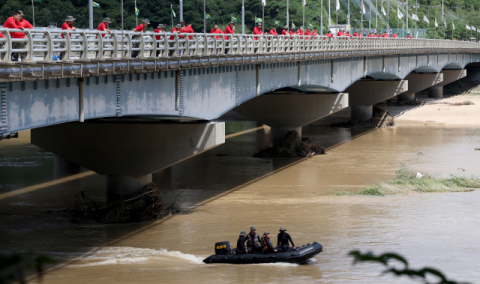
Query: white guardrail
0 28 479 62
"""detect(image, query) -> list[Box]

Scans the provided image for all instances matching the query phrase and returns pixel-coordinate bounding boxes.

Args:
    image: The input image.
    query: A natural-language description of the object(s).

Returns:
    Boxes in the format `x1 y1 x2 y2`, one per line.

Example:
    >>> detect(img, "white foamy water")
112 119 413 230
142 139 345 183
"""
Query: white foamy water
69 246 205 267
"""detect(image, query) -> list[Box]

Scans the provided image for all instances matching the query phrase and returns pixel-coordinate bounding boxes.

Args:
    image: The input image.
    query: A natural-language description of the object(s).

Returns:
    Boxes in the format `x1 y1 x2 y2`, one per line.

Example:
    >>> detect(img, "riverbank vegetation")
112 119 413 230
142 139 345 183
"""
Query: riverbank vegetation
334 166 480 196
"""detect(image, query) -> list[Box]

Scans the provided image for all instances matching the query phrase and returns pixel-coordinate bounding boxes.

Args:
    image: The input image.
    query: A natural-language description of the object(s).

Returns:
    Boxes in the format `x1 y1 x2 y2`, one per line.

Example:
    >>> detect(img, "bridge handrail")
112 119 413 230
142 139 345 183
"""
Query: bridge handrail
0 27 479 62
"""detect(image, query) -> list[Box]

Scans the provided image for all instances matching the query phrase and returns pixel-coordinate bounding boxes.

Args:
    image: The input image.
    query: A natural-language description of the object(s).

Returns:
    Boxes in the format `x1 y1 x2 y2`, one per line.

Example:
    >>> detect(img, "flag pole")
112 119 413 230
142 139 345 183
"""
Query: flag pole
31 0 35 27
180 0 183 22
347 0 350 31
328 0 331 30
321 0 323 33
89 0 93 30
286 0 289 32
135 0 138 26
171 4 174 30
242 0 245 34
375 0 377 31
369 0 371 31
263 3 265 33
204 0 206 33
387 0 389 31
121 0 124 58
360 0 363 31
303 1 305 31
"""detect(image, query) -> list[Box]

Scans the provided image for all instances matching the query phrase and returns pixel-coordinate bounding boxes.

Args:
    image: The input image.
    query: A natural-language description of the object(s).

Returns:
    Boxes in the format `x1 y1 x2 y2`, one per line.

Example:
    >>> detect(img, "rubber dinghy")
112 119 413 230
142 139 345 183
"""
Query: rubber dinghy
203 242 323 264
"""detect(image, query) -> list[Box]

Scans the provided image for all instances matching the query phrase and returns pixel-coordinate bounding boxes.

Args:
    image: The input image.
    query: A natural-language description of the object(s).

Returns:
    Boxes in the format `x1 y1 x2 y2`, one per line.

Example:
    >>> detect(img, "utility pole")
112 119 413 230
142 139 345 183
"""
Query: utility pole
31 0 35 27
387 0 389 30
375 0 377 31
121 0 124 58
406 0 408 31
321 0 323 33
348 0 350 30
328 0 331 30
204 0 206 33
369 0 371 30
89 0 93 30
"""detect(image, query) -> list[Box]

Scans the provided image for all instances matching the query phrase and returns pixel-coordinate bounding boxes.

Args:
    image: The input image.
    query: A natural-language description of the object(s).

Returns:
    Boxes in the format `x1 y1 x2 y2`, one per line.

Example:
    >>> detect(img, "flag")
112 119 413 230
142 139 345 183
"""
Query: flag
231 16 237 23
466 24 471 30
381 5 386 16
206 13 212 20
412 13 418 21
308 23 314 28
262 0 266 6
452 22 455 30
255 16 262 23
423 15 429 24
274 19 280 25
336 0 340 11
435 18 438 27
397 6 403 19
135 5 139 15
93 1 100 8
171 7 176 17
291 22 296 28
361 0 366 14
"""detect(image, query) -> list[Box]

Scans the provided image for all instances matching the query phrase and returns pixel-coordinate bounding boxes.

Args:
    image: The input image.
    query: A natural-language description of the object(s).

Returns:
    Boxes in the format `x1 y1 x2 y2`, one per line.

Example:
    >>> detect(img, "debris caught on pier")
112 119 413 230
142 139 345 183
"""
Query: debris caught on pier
253 130 325 158
66 183 180 224
330 103 395 128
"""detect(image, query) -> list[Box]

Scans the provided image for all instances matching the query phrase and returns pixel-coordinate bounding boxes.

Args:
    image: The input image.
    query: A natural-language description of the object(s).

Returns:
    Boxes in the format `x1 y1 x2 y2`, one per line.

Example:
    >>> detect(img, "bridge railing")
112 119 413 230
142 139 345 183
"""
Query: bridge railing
0 28 479 63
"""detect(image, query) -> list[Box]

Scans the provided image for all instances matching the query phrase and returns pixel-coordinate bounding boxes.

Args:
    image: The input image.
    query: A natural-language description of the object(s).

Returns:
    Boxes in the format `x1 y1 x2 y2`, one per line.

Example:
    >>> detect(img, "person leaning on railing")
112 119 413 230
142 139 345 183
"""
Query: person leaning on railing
224 21 235 40
154 24 165 40
62 15 76 38
210 24 223 40
2 10 32 61
97 17 112 37
406 33 412 39
312 27 318 36
281 25 288 35
131 18 150 58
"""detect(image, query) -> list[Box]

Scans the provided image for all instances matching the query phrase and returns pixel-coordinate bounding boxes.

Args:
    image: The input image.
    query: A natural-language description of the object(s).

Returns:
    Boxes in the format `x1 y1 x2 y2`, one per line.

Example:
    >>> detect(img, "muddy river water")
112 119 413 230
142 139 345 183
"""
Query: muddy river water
1 124 480 283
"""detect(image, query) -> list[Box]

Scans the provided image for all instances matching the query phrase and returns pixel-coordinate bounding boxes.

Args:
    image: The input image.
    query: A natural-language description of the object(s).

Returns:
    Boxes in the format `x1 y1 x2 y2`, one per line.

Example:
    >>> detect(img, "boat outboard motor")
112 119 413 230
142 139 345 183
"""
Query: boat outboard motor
215 241 231 254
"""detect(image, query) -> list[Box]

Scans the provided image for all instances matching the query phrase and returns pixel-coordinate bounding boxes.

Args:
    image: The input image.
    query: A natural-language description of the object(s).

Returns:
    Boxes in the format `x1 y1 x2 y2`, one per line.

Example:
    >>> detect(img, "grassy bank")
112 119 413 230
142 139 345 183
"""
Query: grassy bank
335 166 480 196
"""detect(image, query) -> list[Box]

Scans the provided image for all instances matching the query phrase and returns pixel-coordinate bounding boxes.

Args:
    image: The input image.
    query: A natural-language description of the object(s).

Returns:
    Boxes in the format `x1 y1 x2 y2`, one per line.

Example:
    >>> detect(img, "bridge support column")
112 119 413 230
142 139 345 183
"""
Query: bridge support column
54 154 81 179
396 73 443 102
106 174 152 203
346 80 408 121
427 85 443 98
351 105 373 121
233 92 349 143
428 69 467 99
32 121 225 201
397 93 416 103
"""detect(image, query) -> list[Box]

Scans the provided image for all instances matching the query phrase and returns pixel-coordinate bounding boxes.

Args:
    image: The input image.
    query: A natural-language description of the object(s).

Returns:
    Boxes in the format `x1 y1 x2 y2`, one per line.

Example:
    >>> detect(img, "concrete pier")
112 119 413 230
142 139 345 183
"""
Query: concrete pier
351 105 373 121
106 174 152 203
53 154 81 179
427 85 443 98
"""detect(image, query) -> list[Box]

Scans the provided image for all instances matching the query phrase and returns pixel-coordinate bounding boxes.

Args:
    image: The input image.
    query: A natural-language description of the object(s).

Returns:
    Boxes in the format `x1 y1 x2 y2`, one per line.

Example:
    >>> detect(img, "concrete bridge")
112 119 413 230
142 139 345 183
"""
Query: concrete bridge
1 28 477 200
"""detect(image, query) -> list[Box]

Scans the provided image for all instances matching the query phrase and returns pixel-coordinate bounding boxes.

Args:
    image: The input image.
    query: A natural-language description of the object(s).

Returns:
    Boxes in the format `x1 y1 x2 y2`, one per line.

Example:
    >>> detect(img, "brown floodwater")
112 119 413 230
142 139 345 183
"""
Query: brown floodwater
1 124 480 284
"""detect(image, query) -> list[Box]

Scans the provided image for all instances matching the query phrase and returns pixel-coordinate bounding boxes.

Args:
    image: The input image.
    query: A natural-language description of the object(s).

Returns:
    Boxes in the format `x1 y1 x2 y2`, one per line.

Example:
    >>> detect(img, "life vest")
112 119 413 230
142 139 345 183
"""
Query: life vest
246 233 261 248
261 234 271 251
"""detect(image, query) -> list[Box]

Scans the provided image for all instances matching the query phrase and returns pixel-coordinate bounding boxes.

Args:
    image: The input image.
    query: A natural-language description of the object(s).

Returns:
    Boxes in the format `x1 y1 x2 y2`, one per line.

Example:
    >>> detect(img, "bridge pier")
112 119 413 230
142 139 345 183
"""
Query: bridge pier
397 93 416 103
397 73 443 103
233 92 349 143
53 155 81 179
32 121 225 201
428 69 467 99
346 80 408 121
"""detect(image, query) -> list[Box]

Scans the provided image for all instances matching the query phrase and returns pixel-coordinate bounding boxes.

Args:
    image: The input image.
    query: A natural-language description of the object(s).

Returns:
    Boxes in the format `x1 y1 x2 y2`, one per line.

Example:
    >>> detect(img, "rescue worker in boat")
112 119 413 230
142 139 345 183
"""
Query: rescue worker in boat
277 227 296 251
246 226 262 253
236 230 248 254
261 231 278 253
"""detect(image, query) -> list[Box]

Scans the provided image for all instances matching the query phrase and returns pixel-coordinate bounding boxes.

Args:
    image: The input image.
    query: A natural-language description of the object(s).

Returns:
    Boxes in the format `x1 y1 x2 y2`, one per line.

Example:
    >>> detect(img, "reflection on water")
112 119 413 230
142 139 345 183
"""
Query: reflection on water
1 124 480 283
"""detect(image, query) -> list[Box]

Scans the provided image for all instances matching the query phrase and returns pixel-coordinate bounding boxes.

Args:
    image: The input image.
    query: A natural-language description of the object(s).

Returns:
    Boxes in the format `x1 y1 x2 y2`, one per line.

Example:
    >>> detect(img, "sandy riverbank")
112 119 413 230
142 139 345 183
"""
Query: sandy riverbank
391 93 480 127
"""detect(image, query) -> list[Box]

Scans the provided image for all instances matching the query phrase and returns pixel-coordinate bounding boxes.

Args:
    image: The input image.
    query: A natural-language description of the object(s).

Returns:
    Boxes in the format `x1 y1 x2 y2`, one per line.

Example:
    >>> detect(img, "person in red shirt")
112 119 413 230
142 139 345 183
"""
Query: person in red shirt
289 28 296 35
304 27 312 36
381 31 390 38
269 25 278 36
253 23 263 40
134 18 150 32
224 21 235 40
324 31 333 38
182 22 194 40
406 33 412 38
210 24 223 40
282 25 289 36
353 30 358 37
154 24 165 40
61 15 76 38
345 31 352 37
3 10 31 39
312 27 318 36
97 18 112 37
392 33 398 38
169 24 182 40
297 26 304 35
337 29 345 37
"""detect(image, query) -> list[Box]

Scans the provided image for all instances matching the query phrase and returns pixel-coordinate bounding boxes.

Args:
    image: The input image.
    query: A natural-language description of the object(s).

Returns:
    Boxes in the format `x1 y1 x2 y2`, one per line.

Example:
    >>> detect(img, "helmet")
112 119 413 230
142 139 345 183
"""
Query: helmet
264 231 270 235
250 226 256 231
240 230 246 235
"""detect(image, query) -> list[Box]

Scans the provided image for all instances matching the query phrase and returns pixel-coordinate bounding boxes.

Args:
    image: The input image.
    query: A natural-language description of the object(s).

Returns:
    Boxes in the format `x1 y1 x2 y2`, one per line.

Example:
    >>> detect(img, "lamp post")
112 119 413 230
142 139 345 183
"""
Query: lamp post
180 0 183 22
89 0 93 30
242 0 245 34
286 0 289 31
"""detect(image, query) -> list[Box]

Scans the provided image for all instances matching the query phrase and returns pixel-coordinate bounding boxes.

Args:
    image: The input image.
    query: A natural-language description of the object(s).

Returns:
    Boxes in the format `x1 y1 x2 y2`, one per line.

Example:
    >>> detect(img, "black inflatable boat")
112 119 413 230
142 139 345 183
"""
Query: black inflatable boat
203 242 323 264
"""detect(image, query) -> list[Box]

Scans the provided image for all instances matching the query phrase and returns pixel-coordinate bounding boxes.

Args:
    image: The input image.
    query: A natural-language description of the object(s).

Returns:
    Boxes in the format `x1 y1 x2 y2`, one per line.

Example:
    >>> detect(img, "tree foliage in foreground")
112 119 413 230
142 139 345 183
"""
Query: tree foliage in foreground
349 250 470 284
